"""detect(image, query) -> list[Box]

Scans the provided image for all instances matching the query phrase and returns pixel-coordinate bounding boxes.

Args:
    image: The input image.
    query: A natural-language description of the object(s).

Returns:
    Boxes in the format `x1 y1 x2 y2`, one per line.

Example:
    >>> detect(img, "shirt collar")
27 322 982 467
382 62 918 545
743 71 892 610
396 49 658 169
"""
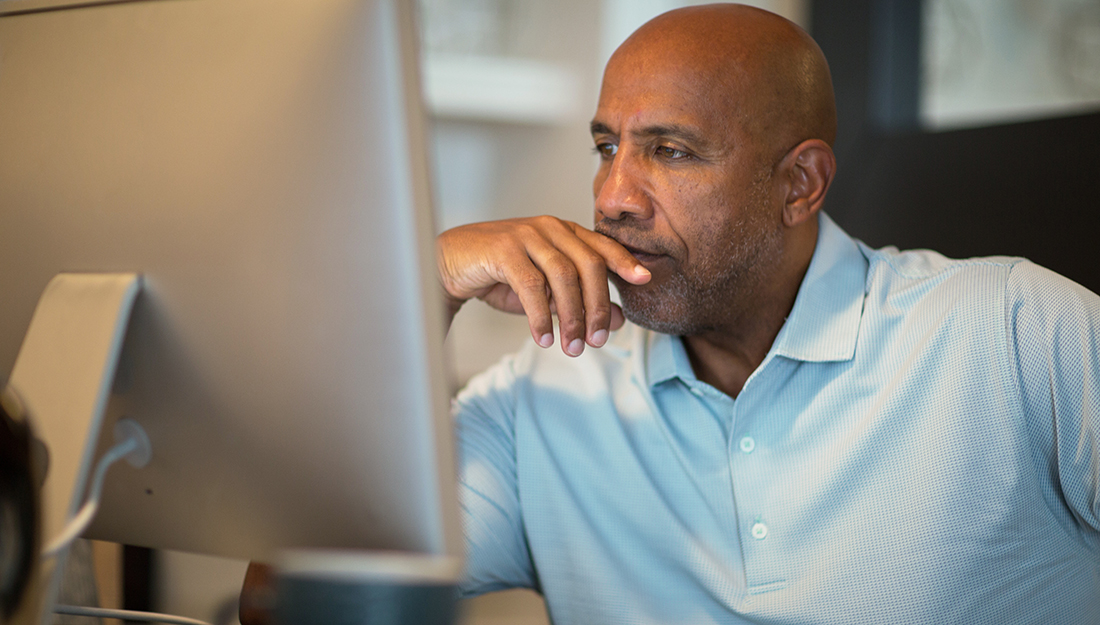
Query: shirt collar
771 212 868 362
645 325 692 386
644 212 869 386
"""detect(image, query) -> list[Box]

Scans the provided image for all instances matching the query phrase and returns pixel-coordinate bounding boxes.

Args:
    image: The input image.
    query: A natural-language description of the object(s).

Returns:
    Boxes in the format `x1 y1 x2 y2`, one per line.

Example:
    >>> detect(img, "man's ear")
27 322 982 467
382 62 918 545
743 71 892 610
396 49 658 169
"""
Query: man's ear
779 139 836 228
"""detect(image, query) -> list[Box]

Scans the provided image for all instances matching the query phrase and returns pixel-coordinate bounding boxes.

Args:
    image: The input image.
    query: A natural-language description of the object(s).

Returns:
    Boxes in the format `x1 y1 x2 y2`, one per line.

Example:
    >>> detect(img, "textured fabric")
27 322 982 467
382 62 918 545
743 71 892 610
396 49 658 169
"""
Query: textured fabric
453 213 1100 624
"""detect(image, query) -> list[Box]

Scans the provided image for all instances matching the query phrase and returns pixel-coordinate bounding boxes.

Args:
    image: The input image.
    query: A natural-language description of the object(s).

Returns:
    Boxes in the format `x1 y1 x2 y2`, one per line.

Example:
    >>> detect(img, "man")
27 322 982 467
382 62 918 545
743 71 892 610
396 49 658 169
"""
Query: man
247 4 1100 623
438 3 1100 623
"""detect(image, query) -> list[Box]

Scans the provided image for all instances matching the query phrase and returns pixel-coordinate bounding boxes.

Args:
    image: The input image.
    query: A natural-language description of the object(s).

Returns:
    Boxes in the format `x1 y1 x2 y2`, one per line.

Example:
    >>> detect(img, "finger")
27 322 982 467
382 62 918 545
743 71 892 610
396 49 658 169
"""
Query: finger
499 261 555 349
610 303 626 332
521 235 589 356
541 230 615 348
514 226 594 356
478 282 528 316
547 297 625 334
571 226 652 285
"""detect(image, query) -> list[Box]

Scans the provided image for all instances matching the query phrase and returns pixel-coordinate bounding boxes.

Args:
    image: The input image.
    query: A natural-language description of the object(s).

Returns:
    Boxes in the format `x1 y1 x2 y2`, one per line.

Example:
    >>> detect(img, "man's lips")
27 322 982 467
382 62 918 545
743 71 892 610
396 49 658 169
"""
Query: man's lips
621 244 664 262
594 225 673 266
604 234 665 257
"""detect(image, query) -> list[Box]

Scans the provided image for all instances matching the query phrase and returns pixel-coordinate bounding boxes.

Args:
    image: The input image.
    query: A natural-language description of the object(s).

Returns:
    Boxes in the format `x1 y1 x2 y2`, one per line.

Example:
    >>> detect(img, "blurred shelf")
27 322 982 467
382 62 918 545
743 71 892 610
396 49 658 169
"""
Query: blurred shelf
423 54 581 125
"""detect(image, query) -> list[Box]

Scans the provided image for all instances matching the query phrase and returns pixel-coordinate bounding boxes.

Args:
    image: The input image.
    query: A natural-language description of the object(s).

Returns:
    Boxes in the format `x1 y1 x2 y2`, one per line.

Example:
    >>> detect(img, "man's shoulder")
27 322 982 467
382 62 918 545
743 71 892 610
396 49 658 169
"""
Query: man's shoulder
863 243 1023 283
858 243 1027 306
862 244 1094 304
855 244 1100 344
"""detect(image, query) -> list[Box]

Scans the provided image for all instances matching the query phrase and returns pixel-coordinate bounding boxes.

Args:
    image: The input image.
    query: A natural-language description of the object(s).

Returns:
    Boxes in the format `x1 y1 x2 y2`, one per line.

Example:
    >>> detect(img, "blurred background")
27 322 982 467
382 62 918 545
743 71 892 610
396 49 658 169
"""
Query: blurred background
86 0 1100 623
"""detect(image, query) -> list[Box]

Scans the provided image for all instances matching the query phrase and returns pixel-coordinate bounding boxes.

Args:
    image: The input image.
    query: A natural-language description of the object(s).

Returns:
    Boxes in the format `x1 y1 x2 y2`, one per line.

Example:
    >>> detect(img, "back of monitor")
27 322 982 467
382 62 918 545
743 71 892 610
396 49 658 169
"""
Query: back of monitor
0 0 459 562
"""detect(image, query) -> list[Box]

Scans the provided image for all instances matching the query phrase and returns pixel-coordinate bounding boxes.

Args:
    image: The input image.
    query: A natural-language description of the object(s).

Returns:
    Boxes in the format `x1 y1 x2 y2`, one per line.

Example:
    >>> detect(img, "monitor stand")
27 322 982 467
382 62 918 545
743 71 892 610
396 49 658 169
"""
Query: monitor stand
4 273 142 624
272 550 460 625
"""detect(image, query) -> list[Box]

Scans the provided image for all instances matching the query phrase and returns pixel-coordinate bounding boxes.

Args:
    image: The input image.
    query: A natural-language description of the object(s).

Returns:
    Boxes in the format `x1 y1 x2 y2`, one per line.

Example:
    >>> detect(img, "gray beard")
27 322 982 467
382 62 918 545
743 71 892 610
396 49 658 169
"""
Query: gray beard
600 164 782 337
611 216 782 337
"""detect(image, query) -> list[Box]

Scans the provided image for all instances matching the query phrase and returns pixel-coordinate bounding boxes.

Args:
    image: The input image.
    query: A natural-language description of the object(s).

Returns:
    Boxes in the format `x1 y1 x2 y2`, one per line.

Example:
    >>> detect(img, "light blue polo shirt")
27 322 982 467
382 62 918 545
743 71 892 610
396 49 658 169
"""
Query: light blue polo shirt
454 213 1100 624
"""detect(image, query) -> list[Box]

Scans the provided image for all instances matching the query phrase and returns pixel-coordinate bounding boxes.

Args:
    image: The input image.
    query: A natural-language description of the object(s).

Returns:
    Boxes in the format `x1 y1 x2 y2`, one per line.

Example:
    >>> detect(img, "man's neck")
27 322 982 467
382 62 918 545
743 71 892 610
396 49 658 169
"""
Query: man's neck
681 225 817 399
681 295 792 398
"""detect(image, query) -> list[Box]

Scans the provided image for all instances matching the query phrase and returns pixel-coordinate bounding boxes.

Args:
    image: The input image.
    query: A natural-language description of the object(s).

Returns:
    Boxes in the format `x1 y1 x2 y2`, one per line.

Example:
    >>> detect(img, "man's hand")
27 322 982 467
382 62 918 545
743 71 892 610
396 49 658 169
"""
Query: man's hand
437 217 651 357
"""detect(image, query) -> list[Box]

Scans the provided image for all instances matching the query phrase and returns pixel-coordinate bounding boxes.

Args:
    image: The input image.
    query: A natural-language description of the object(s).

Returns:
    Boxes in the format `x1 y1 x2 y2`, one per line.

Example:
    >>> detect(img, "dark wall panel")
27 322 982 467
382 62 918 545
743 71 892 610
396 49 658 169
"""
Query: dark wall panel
812 0 1099 293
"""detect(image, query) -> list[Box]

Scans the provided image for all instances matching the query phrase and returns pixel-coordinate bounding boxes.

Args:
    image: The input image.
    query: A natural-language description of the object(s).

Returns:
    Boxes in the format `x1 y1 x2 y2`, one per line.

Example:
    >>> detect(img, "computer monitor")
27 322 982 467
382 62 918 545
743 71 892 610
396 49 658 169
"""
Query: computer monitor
0 0 459 572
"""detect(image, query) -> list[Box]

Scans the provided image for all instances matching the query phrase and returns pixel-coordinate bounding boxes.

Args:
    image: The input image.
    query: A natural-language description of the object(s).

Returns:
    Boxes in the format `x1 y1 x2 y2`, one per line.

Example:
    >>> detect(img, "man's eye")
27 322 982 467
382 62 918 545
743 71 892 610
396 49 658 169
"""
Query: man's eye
656 146 689 160
593 142 618 159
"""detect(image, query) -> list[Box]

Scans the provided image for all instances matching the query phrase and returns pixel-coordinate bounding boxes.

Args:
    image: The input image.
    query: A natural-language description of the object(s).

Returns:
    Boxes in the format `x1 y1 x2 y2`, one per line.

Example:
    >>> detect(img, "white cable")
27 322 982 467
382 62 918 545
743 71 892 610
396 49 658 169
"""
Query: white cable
41 436 138 558
54 604 214 625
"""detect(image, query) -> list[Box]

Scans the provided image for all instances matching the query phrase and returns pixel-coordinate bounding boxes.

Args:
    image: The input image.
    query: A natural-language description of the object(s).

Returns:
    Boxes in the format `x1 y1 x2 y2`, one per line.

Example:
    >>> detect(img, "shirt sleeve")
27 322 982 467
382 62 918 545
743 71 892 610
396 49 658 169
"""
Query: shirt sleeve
452 351 538 598
1008 260 1100 551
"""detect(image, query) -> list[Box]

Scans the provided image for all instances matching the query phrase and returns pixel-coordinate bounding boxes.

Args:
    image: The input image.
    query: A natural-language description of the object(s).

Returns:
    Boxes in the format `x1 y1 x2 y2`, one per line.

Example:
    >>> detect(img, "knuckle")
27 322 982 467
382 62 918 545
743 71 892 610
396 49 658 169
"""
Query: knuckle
548 262 579 285
502 239 526 256
559 316 586 335
538 215 574 236
516 271 547 293
577 249 606 273
513 222 540 240
586 301 612 322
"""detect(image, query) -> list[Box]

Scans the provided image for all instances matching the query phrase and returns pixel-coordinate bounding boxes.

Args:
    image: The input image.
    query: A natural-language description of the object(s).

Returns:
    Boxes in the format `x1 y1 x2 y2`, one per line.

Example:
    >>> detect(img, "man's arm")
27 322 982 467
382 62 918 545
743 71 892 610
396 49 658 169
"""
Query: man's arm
1009 261 1100 549
436 216 651 356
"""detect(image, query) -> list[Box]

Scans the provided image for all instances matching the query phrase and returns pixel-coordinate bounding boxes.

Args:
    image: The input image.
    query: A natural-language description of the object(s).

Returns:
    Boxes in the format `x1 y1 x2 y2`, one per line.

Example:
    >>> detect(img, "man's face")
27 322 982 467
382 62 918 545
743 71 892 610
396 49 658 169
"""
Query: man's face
591 46 784 336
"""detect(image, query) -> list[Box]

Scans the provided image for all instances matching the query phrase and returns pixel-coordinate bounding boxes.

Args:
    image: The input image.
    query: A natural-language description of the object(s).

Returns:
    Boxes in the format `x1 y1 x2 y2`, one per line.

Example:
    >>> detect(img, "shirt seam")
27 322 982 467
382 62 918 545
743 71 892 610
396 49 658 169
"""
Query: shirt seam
1003 263 1028 449
874 251 1024 282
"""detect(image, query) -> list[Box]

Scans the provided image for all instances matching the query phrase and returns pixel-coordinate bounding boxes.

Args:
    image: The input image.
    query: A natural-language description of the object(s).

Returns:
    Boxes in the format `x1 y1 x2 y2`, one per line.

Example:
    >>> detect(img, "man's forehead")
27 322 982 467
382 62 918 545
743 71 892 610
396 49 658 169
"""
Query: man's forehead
593 4 837 152
592 52 739 141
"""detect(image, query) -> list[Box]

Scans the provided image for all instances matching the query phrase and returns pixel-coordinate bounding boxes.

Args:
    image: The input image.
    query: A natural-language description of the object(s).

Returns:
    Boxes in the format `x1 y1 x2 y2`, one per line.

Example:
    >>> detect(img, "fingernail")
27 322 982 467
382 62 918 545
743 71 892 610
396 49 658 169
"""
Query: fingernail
591 329 608 347
568 338 585 356
634 265 651 277
539 333 554 348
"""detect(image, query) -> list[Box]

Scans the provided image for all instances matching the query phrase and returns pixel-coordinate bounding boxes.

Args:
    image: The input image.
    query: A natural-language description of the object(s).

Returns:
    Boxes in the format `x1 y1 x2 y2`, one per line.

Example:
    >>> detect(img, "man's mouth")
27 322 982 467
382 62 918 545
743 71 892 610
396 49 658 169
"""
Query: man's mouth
595 223 673 268
620 243 664 263
602 232 666 259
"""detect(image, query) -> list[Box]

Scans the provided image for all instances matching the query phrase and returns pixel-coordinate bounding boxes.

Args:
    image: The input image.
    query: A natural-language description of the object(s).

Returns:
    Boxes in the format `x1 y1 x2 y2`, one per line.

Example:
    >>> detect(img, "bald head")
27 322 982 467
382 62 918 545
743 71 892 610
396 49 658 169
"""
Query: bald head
607 3 836 156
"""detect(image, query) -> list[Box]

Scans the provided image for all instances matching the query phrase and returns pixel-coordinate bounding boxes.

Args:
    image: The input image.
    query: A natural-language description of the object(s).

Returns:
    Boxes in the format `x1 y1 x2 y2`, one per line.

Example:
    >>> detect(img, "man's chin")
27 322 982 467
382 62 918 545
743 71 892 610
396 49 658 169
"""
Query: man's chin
612 274 704 335
621 309 696 336
617 292 695 336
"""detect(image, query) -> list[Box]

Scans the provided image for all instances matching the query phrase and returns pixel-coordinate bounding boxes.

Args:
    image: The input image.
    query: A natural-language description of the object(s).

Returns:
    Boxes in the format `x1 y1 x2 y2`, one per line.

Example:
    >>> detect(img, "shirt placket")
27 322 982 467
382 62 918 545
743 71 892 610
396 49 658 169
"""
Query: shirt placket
728 357 789 595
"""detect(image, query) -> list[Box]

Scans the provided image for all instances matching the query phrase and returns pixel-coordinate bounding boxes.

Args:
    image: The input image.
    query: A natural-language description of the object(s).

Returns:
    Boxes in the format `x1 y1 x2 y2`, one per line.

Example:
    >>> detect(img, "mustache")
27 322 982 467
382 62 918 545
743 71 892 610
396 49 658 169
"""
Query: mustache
594 219 676 257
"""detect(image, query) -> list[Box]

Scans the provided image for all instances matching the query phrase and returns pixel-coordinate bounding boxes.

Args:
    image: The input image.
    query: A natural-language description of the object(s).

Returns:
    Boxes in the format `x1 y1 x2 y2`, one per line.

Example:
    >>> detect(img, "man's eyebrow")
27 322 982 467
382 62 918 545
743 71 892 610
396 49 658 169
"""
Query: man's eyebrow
629 124 708 146
589 121 708 147
590 121 613 136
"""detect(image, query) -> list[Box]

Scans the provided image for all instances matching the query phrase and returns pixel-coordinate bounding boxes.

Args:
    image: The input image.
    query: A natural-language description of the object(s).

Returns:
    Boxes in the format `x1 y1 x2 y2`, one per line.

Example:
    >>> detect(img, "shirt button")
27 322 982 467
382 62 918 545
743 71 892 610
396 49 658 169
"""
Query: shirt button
690 387 704 397
739 436 755 453
751 522 768 540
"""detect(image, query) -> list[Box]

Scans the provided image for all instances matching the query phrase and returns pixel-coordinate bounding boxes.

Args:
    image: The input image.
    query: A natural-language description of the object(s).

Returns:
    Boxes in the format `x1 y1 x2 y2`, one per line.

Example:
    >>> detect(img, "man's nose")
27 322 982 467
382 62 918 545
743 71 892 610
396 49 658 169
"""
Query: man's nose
595 151 652 222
